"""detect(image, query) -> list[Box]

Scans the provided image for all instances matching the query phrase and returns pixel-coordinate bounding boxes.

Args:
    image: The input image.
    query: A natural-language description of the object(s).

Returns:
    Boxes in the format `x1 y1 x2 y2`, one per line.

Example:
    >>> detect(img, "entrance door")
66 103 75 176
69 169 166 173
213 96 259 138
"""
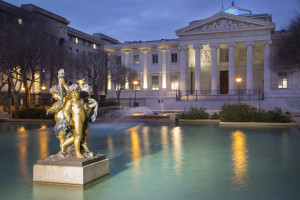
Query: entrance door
220 71 229 94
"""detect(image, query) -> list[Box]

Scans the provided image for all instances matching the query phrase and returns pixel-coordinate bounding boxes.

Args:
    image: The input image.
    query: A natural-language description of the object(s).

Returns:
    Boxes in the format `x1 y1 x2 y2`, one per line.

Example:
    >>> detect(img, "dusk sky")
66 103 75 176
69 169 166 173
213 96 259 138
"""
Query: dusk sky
6 0 299 42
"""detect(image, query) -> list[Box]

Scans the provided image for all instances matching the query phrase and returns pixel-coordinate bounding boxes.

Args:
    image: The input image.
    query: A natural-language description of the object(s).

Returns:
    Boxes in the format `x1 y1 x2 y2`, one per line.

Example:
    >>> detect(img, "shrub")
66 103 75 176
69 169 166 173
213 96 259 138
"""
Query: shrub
12 108 54 119
98 100 120 107
211 112 219 119
219 104 291 123
180 107 209 119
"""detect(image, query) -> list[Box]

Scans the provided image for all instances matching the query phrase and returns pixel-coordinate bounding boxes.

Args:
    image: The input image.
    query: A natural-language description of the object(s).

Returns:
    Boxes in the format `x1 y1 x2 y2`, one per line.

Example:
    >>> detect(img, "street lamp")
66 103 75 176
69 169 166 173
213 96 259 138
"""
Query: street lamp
41 81 47 108
133 80 138 107
235 77 242 104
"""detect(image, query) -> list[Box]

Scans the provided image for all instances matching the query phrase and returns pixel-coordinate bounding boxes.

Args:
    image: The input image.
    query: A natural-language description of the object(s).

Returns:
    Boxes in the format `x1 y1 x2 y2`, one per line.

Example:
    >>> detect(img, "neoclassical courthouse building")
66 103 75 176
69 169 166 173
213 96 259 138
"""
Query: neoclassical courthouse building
105 2 300 111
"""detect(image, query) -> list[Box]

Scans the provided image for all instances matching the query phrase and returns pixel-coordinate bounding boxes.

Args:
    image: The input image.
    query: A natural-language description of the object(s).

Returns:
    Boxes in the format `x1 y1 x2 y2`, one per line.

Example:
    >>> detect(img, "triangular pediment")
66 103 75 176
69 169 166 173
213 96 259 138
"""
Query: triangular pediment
176 13 275 36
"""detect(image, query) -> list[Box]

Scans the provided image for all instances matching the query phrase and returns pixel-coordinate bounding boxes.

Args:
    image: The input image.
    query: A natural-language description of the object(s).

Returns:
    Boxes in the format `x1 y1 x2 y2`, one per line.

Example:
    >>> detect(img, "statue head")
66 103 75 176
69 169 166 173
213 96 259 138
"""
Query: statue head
69 84 80 100
50 85 63 100
80 84 93 98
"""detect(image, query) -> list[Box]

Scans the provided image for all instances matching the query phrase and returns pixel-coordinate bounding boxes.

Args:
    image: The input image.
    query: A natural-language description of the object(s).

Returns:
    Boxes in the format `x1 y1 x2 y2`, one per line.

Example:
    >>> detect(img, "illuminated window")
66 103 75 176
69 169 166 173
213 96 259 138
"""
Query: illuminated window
170 75 179 90
75 37 79 44
115 83 121 91
278 72 287 89
152 76 159 90
18 18 23 25
171 53 177 63
220 48 229 62
134 55 139 65
152 54 158 64
93 44 97 49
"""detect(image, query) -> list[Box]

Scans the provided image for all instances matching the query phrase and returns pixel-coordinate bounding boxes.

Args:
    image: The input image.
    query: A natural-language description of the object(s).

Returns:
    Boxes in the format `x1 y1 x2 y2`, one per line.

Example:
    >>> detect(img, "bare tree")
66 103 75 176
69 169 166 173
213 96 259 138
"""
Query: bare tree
273 13 300 70
108 54 136 103
0 12 59 109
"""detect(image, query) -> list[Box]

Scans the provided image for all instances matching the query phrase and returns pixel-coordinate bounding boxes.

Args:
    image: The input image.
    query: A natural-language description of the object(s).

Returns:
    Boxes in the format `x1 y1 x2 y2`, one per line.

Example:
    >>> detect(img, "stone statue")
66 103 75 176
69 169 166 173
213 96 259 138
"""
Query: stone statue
46 69 98 159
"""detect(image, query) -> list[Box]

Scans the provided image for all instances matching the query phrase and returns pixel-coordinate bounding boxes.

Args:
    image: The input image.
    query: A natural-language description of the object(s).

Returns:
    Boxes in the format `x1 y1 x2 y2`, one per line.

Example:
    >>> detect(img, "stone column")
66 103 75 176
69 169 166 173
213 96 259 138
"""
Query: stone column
124 52 130 90
227 43 237 94
245 42 255 93
142 51 148 90
262 40 272 92
178 45 187 91
209 43 219 94
161 49 167 89
193 44 203 93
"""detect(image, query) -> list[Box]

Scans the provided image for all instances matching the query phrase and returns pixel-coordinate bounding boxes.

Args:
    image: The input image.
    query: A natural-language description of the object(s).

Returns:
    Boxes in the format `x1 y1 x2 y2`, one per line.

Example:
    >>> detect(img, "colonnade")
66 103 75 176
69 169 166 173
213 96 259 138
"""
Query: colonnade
187 40 272 93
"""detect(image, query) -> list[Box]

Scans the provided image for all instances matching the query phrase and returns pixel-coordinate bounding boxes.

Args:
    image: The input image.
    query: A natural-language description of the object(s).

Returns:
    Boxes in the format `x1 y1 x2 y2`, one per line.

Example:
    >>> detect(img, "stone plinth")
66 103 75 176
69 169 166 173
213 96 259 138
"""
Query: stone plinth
33 154 109 185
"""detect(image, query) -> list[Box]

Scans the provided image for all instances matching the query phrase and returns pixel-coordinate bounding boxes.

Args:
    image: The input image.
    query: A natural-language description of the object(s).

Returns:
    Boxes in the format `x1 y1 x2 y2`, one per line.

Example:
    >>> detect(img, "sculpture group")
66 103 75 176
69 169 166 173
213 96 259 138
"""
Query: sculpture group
47 69 98 158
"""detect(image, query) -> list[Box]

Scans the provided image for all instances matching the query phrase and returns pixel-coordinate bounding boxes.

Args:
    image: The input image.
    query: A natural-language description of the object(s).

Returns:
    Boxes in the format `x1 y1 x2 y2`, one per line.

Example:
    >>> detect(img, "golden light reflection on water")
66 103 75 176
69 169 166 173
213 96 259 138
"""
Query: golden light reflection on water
39 131 49 159
172 126 183 174
129 126 142 168
231 130 248 187
17 126 29 177
40 125 47 130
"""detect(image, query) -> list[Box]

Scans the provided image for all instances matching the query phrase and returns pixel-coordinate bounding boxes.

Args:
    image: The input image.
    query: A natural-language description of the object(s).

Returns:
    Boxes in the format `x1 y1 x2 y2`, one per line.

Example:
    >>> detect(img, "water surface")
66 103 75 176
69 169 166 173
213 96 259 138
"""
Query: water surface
0 122 299 200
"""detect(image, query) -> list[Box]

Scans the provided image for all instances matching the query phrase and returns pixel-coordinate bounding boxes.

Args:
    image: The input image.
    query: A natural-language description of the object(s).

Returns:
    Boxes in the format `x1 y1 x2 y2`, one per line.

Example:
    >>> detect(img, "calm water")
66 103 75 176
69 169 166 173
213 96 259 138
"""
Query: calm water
0 122 300 200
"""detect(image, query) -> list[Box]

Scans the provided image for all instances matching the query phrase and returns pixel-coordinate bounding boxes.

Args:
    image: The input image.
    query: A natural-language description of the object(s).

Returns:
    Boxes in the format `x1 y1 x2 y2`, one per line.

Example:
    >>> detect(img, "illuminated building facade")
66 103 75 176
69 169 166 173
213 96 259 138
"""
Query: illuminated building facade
0 1 118 108
105 2 300 111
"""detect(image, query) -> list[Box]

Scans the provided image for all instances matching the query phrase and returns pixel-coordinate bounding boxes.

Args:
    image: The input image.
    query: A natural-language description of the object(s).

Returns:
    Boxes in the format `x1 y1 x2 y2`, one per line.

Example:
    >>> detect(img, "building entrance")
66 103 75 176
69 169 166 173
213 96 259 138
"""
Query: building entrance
220 71 229 94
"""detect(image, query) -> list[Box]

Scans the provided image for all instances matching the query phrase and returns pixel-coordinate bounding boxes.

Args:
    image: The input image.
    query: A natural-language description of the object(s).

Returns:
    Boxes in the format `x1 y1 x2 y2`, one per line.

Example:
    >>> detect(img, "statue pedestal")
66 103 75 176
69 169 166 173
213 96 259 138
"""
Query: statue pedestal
33 154 109 185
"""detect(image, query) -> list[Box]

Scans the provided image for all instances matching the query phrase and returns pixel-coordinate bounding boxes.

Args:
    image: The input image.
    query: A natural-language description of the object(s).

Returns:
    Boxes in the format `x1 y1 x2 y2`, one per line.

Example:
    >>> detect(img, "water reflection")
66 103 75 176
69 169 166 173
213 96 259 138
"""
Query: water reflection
231 130 248 187
161 126 169 168
129 126 142 168
107 135 114 157
142 126 150 155
38 130 49 159
17 126 29 178
172 126 183 174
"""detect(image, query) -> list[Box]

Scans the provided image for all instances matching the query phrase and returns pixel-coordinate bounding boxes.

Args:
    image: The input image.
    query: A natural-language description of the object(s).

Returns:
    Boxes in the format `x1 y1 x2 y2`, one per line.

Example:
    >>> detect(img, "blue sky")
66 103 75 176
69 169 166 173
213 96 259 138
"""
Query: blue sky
5 0 298 42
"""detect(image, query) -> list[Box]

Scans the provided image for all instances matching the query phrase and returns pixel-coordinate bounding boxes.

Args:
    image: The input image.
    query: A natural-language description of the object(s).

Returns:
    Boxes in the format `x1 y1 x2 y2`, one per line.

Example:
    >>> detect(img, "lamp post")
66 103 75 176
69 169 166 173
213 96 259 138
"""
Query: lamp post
133 80 138 107
41 81 47 108
235 77 242 104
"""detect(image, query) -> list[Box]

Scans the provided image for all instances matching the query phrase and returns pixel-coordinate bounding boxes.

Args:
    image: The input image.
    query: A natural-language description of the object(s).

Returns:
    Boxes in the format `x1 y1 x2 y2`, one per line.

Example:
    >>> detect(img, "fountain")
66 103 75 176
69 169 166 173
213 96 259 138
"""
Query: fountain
33 69 109 185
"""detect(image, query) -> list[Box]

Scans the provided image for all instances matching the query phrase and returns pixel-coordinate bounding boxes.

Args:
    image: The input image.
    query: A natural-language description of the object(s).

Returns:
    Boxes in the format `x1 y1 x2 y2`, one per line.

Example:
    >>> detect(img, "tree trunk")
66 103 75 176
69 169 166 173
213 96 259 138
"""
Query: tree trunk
13 92 20 111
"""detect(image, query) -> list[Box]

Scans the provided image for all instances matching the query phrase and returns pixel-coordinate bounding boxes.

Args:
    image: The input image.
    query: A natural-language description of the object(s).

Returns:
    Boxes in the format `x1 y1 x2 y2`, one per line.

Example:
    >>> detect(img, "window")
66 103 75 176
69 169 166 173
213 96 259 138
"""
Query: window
152 54 158 64
18 18 23 25
220 48 229 62
69 35 73 41
69 47 72 56
152 76 159 90
75 37 79 44
93 44 97 49
171 53 177 63
170 75 179 90
82 51 86 61
75 49 79 58
116 56 121 65
82 40 85 45
134 55 139 65
278 72 287 88
88 53 92 63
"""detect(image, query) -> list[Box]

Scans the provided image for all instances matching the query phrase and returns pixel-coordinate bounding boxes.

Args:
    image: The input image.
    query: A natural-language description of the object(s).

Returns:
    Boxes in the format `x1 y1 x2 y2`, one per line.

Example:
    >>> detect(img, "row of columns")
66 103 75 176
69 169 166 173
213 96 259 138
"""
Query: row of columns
179 40 272 93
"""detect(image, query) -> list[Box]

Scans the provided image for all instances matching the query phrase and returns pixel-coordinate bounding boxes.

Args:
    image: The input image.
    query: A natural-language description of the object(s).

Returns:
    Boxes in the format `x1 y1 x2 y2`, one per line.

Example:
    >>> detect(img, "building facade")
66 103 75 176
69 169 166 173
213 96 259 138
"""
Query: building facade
105 3 300 111
0 0 119 108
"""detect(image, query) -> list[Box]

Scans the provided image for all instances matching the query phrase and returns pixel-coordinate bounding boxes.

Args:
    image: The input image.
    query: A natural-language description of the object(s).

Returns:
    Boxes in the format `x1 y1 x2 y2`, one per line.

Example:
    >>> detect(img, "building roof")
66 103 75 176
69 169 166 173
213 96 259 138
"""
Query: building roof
219 1 252 16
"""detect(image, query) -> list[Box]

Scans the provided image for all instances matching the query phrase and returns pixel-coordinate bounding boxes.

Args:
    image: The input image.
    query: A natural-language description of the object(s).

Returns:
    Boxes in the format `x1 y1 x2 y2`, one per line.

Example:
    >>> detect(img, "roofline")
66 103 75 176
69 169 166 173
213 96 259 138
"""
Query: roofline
93 33 119 44
21 4 69 24
67 27 102 44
